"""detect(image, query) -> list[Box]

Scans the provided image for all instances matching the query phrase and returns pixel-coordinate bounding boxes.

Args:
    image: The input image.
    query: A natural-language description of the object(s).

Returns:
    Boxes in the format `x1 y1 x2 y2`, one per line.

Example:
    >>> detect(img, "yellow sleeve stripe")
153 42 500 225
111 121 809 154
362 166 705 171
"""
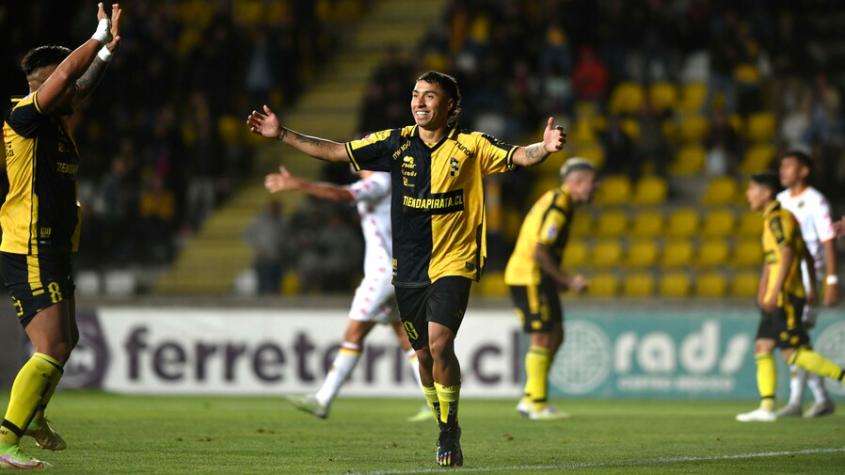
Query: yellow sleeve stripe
505 146 517 169
32 91 42 114
345 142 361 171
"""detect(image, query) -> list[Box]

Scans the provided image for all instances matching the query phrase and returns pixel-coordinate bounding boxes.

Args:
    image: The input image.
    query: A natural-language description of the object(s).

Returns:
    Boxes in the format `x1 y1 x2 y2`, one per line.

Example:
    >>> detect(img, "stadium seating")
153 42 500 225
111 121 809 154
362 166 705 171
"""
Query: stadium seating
701 177 738 206
609 82 645 115
669 144 706 176
592 239 624 268
678 82 708 113
661 239 695 268
659 271 691 297
696 238 731 268
746 112 777 143
737 210 763 237
594 176 631 206
563 238 589 270
678 114 709 143
570 211 593 238
733 239 763 268
701 209 736 237
624 239 660 268
630 210 664 238
573 143 606 169
595 210 629 237
696 271 728 297
477 271 509 297
623 272 655 297
666 207 700 238
731 271 760 297
739 144 776 174
631 176 668 205
587 272 619 297
649 81 678 113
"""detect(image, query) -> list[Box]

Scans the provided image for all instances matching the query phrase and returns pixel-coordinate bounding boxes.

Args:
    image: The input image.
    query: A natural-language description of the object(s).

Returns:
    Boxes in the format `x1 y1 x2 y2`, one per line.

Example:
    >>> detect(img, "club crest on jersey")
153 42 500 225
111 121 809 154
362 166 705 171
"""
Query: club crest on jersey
449 157 460 177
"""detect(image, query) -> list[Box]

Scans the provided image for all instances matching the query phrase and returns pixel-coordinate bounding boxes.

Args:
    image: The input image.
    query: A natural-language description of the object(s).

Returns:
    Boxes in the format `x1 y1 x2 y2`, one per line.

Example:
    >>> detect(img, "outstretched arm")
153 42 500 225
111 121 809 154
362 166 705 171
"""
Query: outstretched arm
512 117 567 167
75 3 122 108
247 105 348 162
37 3 114 113
265 166 353 202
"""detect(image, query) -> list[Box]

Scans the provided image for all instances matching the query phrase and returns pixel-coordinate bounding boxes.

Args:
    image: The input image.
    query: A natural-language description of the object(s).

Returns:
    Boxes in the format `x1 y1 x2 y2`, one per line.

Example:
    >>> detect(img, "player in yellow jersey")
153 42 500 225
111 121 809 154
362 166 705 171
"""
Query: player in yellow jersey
247 71 566 467
736 171 845 422
504 158 595 420
0 3 122 469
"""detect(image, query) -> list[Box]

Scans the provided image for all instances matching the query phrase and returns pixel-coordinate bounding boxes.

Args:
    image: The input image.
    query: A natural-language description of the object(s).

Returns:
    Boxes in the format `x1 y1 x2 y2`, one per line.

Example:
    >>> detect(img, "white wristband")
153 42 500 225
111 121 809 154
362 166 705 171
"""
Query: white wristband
97 46 113 62
826 274 839 285
91 18 111 43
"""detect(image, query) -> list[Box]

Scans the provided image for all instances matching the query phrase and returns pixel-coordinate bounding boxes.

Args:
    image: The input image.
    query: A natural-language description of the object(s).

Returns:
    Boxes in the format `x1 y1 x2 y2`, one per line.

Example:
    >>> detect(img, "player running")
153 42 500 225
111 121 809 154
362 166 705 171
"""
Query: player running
736 171 845 423
247 70 566 467
776 151 840 418
264 165 430 421
504 158 595 420
0 3 122 469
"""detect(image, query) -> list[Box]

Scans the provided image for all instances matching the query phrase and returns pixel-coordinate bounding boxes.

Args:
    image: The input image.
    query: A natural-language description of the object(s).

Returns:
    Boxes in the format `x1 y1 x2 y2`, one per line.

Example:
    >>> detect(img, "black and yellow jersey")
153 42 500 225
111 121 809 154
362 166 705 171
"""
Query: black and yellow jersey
346 125 517 287
1 93 81 255
762 200 806 302
504 185 574 286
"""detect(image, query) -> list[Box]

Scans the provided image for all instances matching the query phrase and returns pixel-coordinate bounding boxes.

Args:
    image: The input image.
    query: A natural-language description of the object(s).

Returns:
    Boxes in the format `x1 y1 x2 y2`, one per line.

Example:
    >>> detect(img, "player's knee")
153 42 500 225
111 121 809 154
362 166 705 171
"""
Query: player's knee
38 339 74 363
754 340 774 355
428 333 455 360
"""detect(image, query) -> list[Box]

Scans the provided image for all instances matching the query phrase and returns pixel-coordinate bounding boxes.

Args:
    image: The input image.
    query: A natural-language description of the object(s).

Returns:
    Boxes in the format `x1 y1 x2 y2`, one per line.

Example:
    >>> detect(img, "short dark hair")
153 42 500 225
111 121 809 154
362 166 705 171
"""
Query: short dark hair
416 70 462 126
21 45 70 77
560 158 596 178
781 150 813 171
750 170 783 194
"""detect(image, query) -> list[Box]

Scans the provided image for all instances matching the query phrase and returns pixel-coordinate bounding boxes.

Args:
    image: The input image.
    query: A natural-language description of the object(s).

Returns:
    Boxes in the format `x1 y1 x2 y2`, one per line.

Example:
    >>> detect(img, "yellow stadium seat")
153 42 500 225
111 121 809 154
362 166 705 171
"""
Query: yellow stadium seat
666 207 700 238
574 100 600 118
218 116 244 145
587 272 619 297
679 114 710 143
563 239 589 270
594 175 631 206
649 81 678 113
624 239 660 269
570 119 598 146
746 112 777 143
701 209 736 238
661 239 695 268
478 272 508 297
630 210 664 238
595 210 629 237
530 177 560 204
659 271 691 297
609 82 645 115
679 82 708 113
731 271 759 297
701 177 738 206
669 144 706 176
575 144 605 170
734 239 763 268
740 144 776 174
622 117 641 141
282 272 300 295
570 211 593 238
737 211 763 237
632 176 668 205
697 271 728 297
696 239 731 268
623 272 655 297
592 239 624 268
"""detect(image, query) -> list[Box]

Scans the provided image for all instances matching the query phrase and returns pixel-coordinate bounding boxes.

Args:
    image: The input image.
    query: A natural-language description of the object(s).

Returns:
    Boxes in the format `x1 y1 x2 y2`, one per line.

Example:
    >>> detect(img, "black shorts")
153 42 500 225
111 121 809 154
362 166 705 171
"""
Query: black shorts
756 294 810 349
395 276 472 351
509 277 563 333
1 252 75 327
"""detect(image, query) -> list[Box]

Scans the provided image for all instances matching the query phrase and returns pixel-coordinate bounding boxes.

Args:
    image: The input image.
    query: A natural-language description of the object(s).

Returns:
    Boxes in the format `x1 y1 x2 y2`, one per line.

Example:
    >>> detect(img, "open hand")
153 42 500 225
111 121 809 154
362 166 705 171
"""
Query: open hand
265 166 300 193
247 105 283 139
106 3 122 51
542 117 566 153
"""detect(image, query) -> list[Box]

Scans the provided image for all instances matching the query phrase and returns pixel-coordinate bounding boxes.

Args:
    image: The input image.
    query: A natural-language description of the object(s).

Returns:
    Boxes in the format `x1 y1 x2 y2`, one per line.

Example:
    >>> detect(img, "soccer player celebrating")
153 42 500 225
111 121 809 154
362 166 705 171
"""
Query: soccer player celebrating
504 159 595 420
247 71 566 467
0 3 122 469
776 152 840 418
264 165 430 421
736 171 845 423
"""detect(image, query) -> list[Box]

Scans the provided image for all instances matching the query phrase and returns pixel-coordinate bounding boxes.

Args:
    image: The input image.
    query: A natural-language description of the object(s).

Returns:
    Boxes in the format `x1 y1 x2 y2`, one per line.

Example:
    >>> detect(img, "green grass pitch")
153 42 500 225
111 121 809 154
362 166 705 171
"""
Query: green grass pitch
4 392 844 473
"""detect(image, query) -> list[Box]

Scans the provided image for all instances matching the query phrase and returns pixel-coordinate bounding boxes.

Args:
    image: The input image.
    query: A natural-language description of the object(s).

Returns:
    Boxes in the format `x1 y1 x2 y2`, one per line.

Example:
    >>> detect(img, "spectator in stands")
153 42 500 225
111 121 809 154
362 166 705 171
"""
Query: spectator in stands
705 108 740 175
244 200 287 295
603 115 637 178
138 174 176 263
571 46 609 103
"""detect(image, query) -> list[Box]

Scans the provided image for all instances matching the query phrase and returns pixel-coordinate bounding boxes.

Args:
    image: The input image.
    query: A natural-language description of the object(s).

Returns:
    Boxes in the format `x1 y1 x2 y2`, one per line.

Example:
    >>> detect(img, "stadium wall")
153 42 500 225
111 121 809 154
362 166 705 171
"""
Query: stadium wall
39 306 845 401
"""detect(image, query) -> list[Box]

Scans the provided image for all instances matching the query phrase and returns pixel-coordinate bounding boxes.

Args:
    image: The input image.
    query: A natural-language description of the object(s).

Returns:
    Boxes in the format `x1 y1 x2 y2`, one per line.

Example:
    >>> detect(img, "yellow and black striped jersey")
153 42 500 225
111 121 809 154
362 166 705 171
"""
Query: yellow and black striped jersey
504 185 574 286
1 93 81 255
762 200 806 302
346 125 517 286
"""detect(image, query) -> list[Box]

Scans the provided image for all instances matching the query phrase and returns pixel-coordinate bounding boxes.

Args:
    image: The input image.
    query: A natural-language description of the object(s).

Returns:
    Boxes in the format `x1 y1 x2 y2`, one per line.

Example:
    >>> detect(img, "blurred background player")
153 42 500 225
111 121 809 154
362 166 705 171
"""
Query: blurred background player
0 3 121 469
776 151 840 418
247 70 566 467
504 158 595 420
736 171 845 423
264 165 429 421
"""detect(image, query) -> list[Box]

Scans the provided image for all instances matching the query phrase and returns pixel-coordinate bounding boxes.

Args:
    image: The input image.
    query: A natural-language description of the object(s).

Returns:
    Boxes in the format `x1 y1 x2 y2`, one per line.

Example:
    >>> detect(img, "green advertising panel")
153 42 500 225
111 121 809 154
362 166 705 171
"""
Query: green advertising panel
548 309 845 400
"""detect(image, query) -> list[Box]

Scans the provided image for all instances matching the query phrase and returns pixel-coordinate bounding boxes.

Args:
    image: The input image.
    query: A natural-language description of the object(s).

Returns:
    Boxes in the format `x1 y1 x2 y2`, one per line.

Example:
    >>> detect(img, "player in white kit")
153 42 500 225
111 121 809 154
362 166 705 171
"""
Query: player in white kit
264 166 430 420
776 151 840 418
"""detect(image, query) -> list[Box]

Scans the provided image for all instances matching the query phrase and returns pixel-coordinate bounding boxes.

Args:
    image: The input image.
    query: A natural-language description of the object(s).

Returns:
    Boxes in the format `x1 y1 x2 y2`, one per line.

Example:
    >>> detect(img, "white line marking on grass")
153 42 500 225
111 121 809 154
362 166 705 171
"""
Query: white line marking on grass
351 447 845 475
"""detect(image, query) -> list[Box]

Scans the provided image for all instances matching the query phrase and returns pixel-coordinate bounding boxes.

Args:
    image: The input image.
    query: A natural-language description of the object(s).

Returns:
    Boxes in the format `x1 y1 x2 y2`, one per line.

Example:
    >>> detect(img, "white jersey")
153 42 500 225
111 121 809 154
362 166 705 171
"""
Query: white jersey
345 172 395 322
777 186 836 289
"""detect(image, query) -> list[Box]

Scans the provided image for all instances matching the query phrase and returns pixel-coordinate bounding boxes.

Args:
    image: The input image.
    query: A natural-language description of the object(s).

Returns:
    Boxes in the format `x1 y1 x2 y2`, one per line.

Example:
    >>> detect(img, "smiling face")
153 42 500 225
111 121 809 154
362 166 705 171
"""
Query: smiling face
411 80 453 130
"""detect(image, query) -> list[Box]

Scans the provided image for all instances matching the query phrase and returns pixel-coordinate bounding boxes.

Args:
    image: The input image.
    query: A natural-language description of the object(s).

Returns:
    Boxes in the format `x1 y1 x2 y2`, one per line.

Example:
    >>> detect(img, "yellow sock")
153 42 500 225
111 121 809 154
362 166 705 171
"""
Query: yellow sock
0 353 63 445
789 348 845 382
434 382 460 426
524 346 551 403
422 385 439 420
755 353 776 410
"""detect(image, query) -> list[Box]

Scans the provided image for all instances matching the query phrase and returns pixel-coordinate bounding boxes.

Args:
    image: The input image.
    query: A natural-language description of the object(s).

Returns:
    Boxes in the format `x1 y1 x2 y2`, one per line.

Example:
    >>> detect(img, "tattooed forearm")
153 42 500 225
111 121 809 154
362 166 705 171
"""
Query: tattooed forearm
281 128 348 162
277 128 289 142
75 58 109 101
521 143 549 165
291 132 324 146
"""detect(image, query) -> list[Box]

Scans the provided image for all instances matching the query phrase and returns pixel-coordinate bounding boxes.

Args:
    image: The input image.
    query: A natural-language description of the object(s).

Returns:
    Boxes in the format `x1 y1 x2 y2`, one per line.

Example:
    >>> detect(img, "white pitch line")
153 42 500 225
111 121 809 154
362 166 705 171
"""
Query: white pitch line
350 447 845 475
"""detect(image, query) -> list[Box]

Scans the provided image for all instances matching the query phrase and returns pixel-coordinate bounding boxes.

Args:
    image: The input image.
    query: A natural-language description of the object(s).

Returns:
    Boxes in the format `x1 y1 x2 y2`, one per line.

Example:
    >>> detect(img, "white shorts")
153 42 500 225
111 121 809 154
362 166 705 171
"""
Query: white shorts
348 270 397 323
